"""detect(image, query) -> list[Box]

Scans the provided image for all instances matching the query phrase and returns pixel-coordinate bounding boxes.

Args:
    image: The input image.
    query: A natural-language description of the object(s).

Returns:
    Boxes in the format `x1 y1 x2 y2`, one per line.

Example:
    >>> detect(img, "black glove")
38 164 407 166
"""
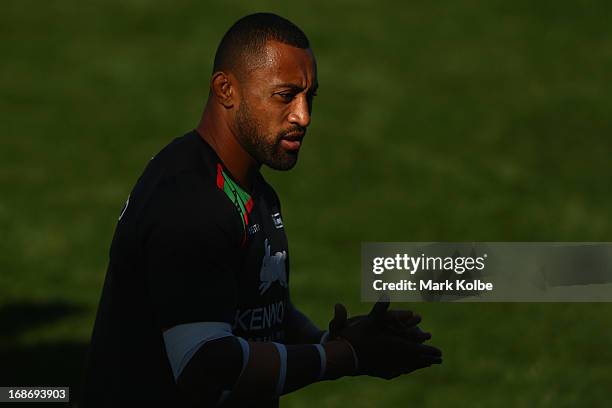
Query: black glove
331 306 432 344
328 301 442 380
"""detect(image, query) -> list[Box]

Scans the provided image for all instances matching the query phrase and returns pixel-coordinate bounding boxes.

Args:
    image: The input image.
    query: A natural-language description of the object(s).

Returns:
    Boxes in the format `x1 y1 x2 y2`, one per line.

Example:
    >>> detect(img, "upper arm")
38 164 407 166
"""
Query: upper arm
143 172 242 329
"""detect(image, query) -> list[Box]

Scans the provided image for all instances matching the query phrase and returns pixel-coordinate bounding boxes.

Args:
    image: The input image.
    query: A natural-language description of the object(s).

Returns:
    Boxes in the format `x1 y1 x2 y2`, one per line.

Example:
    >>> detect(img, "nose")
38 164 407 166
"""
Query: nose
287 94 311 128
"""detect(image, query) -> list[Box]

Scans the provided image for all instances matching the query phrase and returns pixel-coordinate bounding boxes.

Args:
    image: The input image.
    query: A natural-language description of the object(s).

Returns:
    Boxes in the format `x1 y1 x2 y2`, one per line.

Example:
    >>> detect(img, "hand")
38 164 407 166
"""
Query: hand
328 301 442 379
329 300 433 344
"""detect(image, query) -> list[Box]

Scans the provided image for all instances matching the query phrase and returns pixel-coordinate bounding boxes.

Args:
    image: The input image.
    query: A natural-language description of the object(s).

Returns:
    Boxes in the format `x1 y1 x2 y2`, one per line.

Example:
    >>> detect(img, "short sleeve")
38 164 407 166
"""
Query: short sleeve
142 172 242 329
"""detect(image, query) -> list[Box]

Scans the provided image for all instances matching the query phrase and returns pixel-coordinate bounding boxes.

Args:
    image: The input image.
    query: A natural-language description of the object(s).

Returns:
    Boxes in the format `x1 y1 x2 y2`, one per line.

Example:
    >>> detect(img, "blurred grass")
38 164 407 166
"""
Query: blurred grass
1 0 612 406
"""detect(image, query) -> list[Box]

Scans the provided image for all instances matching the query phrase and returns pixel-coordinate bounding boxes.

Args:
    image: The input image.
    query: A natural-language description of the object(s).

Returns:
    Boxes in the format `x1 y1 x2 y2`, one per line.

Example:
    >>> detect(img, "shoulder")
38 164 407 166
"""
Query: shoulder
256 173 282 210
126 131 214 210
136 133 242 245
146 169 241 241
148 130 213 180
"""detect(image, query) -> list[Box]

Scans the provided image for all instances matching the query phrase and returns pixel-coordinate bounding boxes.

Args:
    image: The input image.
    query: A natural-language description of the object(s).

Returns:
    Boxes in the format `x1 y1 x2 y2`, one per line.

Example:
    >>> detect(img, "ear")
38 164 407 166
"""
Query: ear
210 71 235 108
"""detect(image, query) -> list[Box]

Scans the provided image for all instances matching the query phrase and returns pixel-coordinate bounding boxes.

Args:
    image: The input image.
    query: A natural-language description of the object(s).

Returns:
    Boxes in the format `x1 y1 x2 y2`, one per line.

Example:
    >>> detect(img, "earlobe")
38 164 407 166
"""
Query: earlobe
211 72 234 108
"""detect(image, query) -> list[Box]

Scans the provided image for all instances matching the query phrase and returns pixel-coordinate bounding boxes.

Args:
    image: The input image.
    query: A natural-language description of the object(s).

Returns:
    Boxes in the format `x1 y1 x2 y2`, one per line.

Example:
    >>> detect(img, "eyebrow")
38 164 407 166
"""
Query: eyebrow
273 82 319 93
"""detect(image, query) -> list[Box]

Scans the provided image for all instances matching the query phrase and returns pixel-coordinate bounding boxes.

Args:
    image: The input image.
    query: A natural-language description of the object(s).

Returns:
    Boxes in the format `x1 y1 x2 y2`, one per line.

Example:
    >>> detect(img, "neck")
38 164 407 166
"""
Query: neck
196 104 260 191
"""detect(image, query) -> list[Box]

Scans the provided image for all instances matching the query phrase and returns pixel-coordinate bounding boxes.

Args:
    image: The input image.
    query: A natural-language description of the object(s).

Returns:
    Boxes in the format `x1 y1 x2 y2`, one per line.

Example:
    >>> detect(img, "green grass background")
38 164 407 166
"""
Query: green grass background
1 0 611 406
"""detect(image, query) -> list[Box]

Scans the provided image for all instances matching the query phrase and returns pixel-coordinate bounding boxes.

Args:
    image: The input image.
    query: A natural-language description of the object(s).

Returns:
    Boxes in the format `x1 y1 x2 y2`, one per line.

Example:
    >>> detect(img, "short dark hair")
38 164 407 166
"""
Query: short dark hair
213 13 310 77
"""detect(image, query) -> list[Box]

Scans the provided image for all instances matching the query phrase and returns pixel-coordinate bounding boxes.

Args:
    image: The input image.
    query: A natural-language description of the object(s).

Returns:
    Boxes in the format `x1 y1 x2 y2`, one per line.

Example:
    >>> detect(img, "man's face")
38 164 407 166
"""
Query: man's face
234 41 317 170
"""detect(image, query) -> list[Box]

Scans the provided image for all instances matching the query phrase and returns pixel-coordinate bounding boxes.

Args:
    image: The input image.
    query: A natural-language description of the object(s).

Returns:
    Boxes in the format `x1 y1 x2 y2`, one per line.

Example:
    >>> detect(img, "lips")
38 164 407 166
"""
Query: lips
280 132 304 151
280 138 302 151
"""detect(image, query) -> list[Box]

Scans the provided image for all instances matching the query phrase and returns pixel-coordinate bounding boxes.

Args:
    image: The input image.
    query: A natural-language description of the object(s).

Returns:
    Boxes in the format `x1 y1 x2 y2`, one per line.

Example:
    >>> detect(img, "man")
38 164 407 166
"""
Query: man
83 13 442 407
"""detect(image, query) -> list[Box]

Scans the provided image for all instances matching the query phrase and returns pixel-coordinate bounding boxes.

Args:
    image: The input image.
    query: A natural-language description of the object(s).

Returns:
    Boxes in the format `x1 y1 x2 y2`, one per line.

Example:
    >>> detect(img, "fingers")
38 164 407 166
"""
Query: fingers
382 312 421 328
380 310 435 344
382 310 414 321
416 353 443 366
415 344 443 365
412 329 432 343
359 330 443 379
346 308 419 327
383 337 443 367
404 352 443 369
386 324 428 342
425 356 443 365
415 343 442 357
334 303 348 322
369 299 390 320
392 353 442 377
372 338 442 378
329 303 348 336
389 325 432 343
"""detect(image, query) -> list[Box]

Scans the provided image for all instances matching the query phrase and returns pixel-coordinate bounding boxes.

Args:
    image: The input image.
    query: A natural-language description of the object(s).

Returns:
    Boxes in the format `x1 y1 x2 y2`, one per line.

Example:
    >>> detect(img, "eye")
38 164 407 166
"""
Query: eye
277 92 295 102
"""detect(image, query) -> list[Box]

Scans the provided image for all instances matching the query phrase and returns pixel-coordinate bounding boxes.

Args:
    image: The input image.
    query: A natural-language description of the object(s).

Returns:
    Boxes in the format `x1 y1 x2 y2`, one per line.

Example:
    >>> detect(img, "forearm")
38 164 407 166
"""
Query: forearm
177 337 355 406
284 302 326 344
233 339 355 396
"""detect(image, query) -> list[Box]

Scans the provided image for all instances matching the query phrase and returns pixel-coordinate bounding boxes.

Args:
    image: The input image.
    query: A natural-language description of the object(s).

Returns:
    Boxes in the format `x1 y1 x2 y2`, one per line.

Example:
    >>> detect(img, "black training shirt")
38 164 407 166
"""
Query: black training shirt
82 130 290 406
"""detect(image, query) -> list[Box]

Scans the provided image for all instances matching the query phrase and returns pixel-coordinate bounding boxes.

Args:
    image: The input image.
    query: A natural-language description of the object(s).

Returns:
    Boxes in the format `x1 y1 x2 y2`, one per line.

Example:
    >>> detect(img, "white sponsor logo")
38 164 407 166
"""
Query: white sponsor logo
271 212 284 229
259 238 287 294
233 300 286 331
248 223 261 235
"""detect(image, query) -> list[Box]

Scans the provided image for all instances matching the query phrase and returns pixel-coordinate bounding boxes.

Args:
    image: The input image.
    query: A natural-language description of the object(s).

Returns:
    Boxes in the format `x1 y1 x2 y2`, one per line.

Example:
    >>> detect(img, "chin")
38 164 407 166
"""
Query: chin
266 153 299 171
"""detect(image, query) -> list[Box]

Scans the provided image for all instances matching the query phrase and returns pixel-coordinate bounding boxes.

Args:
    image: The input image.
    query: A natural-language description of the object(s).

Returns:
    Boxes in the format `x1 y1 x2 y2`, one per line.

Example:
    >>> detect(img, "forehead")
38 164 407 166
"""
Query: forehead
246 40 317 87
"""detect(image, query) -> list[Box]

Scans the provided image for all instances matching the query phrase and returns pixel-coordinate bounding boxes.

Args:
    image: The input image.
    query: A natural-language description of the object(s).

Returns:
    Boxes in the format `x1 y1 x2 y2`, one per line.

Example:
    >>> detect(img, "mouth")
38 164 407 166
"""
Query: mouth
280 132 305 151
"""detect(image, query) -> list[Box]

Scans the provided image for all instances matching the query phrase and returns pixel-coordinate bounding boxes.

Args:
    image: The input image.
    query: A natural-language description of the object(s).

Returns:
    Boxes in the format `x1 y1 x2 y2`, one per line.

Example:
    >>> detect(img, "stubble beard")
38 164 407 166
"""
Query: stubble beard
235 100 299 171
